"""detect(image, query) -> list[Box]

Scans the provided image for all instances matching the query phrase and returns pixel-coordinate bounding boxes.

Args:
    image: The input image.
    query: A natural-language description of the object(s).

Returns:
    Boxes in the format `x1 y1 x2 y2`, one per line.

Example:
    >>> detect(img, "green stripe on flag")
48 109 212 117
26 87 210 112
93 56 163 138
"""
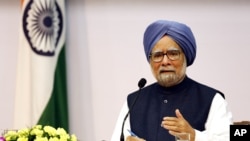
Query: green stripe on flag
38 45 69 131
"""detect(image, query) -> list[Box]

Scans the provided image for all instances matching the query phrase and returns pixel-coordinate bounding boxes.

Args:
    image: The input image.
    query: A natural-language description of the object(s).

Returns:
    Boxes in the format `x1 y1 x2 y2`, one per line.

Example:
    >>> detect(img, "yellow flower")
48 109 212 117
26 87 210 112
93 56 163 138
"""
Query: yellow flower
48 137 59 141
70 135 77 141
56 128 67 136
33 125 42 129
34 137 48 141
3 125 77 141
17 128 30 138
17 137 28 141
4 130 18 141
44 126 57 137
30 128 44 137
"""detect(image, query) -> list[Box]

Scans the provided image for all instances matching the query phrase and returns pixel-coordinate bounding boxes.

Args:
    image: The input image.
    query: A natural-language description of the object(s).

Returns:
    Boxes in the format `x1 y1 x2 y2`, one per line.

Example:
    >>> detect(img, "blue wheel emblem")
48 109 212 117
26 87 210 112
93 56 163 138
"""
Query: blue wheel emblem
22 0 63 56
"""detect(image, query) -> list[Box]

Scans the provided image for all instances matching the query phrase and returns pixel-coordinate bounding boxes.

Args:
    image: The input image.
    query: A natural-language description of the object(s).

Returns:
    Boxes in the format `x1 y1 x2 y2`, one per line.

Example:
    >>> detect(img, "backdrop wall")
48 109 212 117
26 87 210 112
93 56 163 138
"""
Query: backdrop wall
1 0 250 141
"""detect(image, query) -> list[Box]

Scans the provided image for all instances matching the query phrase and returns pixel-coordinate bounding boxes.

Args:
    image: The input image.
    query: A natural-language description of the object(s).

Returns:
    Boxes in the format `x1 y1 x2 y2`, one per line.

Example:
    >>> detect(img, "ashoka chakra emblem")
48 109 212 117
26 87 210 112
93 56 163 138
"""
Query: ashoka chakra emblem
22 0 63 56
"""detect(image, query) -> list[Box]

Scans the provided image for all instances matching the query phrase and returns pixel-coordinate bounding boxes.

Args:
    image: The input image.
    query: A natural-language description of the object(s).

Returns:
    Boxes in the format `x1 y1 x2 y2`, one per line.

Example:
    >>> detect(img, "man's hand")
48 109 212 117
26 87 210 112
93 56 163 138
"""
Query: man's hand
126 136 146 141
161 109 195 141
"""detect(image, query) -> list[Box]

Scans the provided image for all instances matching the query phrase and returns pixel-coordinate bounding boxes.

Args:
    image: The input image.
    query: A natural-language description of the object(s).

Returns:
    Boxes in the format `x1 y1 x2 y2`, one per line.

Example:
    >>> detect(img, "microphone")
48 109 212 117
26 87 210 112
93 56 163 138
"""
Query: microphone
138 78 147 89
120 78 147 141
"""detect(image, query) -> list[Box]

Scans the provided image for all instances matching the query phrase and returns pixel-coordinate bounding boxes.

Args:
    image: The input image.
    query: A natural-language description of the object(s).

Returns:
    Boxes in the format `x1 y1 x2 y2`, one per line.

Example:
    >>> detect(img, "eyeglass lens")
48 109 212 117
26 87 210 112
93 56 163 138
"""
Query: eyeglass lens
150 50 180 62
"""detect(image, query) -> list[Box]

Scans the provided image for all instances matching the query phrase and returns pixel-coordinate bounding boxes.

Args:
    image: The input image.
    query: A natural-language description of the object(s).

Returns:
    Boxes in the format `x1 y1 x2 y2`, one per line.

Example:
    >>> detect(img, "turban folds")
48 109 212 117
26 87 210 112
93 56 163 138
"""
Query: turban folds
143 20 196 66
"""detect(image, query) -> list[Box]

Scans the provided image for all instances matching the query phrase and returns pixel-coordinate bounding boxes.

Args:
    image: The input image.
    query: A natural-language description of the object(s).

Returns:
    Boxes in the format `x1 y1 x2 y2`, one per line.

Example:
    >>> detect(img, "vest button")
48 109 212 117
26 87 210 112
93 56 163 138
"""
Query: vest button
163 99 168 103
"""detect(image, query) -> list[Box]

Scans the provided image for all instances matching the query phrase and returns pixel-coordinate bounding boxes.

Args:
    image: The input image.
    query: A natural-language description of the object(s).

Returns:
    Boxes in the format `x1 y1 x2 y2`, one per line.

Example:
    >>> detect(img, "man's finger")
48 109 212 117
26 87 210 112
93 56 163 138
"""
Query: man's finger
175 109 184 119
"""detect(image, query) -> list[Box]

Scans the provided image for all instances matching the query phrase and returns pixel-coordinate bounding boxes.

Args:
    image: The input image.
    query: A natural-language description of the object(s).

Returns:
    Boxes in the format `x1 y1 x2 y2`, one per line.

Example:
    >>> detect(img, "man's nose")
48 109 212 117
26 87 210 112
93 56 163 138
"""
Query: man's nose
162 54 171 64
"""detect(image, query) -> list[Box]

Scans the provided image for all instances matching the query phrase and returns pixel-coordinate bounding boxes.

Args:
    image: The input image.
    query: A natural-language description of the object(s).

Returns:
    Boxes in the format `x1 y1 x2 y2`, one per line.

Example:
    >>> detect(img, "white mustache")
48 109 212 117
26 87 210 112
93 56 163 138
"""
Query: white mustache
159 67 175 72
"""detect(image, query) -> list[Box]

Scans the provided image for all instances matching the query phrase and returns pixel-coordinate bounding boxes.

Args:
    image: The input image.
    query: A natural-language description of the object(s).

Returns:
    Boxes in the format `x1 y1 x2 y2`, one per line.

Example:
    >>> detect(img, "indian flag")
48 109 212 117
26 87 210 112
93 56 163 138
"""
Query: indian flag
14 0 68 131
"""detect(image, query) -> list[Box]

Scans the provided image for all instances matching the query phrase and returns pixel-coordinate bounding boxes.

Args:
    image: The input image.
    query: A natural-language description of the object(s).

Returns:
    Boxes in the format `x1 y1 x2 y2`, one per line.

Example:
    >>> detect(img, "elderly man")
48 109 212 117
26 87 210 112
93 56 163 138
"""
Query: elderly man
111 20 232 141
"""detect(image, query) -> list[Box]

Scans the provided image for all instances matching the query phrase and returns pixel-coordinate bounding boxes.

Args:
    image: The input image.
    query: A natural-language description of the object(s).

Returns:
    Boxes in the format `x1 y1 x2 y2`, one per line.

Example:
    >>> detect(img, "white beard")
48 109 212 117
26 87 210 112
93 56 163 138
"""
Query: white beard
156 59 187 87
157 73 179 87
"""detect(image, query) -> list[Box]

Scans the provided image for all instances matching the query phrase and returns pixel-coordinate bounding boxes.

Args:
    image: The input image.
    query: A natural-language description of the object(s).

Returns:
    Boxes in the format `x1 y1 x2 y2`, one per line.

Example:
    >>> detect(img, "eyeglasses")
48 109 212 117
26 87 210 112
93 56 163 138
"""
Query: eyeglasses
149 50 181 62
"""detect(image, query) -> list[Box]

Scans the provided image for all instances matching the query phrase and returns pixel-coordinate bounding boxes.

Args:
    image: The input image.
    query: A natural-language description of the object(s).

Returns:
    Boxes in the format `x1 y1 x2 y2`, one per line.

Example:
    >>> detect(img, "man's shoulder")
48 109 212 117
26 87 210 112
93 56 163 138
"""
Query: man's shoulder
189 78 225 99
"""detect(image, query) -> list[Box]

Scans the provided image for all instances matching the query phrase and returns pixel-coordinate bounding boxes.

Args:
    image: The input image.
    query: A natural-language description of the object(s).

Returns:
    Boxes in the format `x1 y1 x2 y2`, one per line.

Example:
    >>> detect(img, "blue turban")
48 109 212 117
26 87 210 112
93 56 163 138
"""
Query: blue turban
143 20 196 66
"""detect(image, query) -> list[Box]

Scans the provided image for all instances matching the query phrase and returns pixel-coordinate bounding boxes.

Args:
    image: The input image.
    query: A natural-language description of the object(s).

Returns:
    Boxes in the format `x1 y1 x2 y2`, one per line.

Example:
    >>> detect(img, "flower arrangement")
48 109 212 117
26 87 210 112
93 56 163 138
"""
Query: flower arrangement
1 125 77 141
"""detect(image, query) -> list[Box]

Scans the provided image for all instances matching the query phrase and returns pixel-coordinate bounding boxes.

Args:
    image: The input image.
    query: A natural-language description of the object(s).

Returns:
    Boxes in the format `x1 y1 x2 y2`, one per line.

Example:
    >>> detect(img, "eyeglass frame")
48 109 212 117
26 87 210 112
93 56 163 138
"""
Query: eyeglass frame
149 49 182 63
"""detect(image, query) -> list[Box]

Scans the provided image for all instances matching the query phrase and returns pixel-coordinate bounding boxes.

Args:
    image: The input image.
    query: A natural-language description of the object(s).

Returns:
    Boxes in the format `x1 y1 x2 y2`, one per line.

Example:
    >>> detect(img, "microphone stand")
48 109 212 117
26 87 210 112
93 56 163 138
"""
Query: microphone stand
120 78 146 141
